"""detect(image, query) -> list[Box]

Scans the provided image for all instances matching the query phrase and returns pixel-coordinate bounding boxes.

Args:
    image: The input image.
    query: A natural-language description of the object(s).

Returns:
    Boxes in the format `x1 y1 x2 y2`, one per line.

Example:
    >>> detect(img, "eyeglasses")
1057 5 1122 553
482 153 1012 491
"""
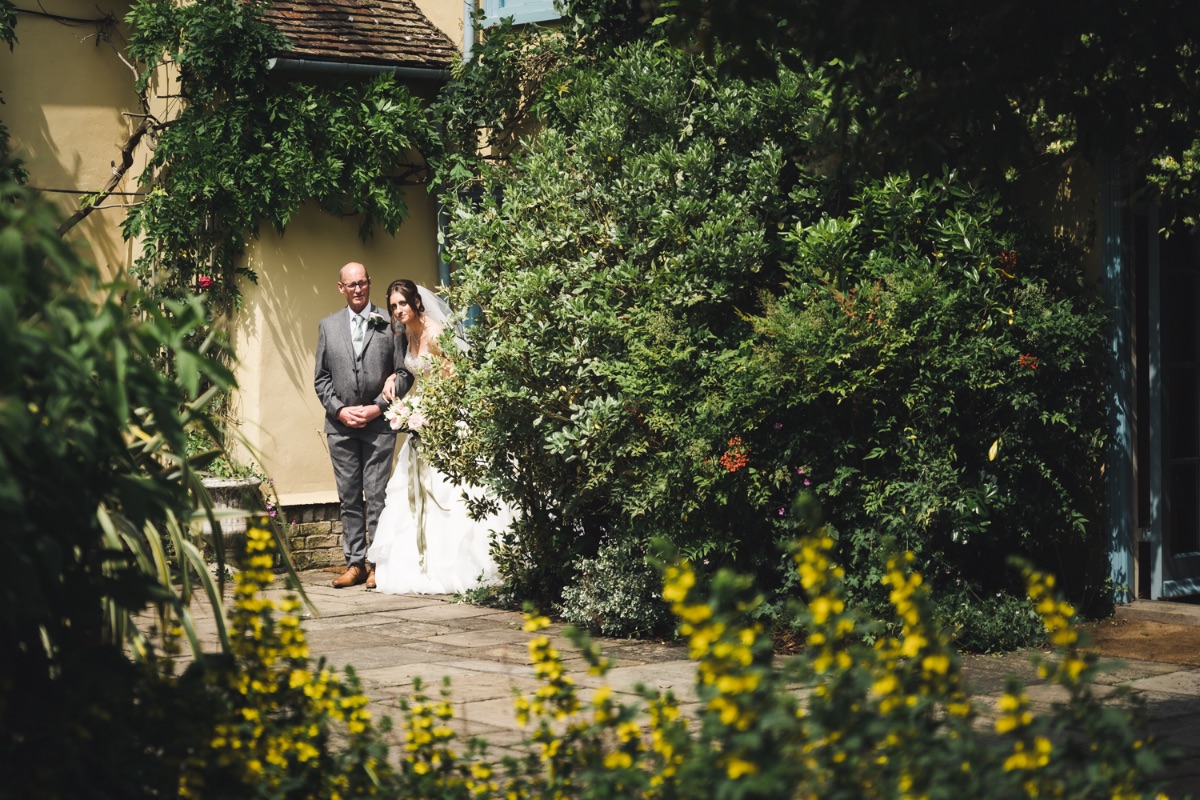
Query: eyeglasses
340 279 370 290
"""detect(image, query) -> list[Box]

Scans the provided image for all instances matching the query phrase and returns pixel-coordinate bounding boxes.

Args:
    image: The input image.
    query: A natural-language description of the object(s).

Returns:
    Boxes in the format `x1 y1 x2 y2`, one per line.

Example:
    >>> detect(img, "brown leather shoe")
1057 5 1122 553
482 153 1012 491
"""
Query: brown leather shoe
332 563 366 588
365 565 377 590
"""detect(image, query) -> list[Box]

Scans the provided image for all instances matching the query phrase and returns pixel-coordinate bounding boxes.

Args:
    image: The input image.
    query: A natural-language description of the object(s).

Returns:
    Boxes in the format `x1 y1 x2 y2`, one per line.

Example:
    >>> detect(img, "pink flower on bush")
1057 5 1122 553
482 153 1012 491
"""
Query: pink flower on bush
197 275 213 290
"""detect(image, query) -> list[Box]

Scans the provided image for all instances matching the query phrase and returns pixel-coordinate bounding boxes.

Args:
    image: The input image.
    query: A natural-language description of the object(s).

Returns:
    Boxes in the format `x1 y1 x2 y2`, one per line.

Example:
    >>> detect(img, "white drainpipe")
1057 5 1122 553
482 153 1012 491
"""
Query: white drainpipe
463 0 476 61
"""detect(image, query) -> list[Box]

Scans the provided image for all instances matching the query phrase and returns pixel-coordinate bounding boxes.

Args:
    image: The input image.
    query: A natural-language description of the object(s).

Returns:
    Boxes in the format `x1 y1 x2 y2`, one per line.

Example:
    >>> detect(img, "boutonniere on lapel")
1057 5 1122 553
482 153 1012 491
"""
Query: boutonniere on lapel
365 311 389 332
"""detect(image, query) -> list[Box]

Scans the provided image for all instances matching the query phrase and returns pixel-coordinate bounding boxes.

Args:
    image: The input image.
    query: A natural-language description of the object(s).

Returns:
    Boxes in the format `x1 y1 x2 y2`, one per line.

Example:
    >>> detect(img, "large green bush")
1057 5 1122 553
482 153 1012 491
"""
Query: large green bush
426 23 1107 640
719 172 1108 615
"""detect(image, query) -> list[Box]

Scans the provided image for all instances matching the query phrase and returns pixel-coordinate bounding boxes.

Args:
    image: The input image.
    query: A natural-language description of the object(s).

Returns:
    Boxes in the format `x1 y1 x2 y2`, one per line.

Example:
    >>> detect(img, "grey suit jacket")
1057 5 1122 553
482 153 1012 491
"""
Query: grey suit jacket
314 303 412 436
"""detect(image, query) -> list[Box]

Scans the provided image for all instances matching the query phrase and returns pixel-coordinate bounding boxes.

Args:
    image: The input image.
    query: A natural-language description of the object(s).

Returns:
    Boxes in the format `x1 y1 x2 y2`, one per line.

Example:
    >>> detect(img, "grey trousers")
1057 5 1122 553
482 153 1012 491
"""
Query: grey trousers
327 430 396 565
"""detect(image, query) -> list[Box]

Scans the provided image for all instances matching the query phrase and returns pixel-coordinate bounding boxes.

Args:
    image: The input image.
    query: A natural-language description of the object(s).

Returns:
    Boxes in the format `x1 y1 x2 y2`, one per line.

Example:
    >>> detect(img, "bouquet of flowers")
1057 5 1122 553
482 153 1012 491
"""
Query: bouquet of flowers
384 394 426 432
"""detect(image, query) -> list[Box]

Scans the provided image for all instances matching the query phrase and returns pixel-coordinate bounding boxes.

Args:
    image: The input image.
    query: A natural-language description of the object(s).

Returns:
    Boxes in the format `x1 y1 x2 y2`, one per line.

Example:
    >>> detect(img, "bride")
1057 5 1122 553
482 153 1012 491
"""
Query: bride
368 280 511 594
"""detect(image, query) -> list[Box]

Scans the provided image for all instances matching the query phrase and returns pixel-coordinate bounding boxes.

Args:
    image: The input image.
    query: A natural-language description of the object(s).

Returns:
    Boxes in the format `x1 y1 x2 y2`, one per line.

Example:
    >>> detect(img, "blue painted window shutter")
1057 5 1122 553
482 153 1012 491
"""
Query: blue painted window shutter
482 0 558 27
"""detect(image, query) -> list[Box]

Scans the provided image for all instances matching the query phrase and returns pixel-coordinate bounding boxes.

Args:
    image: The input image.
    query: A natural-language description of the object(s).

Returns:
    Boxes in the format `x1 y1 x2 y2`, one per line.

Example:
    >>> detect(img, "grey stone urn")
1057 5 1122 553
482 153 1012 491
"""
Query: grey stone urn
196 475 262 558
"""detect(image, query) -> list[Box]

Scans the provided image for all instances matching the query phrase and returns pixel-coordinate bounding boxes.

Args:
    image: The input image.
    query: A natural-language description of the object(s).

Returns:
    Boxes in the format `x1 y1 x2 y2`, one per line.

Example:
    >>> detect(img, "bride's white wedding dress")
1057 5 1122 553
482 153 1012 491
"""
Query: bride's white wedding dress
368 351 511 594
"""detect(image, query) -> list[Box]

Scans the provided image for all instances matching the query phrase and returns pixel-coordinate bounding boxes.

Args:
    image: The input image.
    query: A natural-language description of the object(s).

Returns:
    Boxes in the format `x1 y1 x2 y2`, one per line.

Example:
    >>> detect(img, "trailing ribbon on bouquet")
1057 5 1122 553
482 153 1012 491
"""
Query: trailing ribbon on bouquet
403 435 455 572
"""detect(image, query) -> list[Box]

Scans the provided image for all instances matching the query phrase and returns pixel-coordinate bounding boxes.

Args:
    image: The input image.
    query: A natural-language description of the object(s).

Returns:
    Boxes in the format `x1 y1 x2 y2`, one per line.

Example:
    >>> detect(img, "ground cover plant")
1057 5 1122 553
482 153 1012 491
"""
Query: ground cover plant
424 11 1108 644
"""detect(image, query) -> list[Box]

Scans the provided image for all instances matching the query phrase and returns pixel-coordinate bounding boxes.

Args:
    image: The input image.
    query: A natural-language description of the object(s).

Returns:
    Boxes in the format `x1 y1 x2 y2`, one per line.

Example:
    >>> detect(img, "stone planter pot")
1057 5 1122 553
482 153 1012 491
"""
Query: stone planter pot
196 476 262 558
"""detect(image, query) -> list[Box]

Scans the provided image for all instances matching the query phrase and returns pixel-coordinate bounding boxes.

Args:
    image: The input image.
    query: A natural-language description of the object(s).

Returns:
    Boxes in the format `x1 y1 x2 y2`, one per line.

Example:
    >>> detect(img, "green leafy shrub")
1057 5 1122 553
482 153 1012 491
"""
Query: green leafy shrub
0 178 236 794
558 536 674 637
721 171 1108 616
933 584 1046 655
179 523 394 798
427 20 1107 641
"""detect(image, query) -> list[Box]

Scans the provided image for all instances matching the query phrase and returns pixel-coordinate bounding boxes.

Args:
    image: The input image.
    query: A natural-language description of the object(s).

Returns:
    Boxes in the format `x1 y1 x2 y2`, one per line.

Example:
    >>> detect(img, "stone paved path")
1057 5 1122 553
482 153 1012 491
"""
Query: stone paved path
180 570 1200 795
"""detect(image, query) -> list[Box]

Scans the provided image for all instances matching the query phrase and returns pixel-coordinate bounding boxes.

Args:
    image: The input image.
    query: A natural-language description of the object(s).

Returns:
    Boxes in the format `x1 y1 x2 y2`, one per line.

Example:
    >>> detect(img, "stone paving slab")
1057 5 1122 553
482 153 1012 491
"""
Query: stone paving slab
1090 657 1182 685
385 601 513 622
1127 670 1200 696
592 660 703 701
431 658 539 680
357 663 540 700
427 628 542 649
348 619 460 641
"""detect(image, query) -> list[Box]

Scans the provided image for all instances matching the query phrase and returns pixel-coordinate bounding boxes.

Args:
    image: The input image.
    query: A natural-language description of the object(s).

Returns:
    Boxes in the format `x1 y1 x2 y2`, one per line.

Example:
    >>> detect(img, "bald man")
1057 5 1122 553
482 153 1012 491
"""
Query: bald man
314 262 412 588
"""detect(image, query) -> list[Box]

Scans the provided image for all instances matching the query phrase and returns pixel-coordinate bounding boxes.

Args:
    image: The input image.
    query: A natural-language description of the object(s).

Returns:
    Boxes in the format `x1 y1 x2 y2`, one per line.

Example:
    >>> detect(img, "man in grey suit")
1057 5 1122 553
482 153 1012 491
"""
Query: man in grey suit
314 262 412 588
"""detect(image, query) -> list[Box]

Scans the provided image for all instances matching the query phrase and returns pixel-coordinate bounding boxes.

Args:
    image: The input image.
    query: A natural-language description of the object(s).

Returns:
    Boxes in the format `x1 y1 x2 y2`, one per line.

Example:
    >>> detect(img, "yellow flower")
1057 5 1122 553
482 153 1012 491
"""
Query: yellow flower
809 595 844 624
1059 656 1087 683
1050 628 1078 648
921 653 950 676
662 563 696 603
716 673 761 694
995 712 1032 735
540 738 562 760
725 755 758 779
947 701 972 718
900 633 928 658
997 693 1024 713
872 674 898 697
677 603 713 624
617 721 641 742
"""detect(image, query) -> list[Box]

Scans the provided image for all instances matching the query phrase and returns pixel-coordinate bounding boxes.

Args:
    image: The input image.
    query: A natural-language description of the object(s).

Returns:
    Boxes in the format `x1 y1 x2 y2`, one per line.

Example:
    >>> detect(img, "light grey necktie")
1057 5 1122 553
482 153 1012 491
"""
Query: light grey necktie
352 314 365 357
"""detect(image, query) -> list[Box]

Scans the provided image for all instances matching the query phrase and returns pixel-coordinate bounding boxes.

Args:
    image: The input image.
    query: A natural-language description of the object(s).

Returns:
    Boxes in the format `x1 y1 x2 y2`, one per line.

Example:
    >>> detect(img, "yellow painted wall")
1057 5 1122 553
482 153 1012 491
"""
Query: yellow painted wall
233 195 442 507
0 0 149 277
414 0 463 51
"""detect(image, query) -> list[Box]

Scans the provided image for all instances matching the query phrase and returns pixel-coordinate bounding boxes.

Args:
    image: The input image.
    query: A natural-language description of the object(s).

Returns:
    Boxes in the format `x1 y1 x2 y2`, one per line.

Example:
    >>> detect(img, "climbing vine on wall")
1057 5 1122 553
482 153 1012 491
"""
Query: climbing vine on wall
0 0 26 184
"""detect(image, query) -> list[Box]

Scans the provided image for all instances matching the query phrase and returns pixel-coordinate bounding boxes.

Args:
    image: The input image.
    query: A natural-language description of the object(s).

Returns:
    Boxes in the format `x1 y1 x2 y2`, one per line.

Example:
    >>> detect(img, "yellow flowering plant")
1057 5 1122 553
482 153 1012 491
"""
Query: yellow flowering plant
778 526 1169 800
179 514 1170 799
480 530 1170 799
179 520 393 799
390 677 493 799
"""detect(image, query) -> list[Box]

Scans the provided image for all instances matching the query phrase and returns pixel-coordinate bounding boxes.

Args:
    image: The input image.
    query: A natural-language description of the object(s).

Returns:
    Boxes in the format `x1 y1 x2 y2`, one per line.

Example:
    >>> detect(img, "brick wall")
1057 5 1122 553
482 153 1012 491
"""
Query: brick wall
280 502 344 570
